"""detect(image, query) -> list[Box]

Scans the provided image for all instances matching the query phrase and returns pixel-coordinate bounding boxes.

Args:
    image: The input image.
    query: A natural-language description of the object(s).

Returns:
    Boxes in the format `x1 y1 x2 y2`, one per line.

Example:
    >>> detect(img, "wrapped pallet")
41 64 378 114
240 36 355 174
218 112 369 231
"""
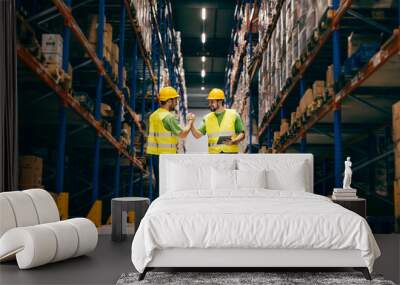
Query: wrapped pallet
326 64 335 96
280 119 289 136
312 80 325 98
129 0 153 52
299 88 314 114
42 34 63 66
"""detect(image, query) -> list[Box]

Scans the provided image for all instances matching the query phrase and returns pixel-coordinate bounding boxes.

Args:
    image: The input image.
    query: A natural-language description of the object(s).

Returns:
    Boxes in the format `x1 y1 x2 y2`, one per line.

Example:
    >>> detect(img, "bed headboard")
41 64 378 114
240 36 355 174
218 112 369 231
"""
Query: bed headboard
159 154 314 196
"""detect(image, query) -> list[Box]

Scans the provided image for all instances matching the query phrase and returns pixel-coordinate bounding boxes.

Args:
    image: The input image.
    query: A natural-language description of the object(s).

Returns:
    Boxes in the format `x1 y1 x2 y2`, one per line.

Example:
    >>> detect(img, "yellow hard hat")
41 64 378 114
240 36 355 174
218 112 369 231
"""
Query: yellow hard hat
207 88 225 100
159 86 179 102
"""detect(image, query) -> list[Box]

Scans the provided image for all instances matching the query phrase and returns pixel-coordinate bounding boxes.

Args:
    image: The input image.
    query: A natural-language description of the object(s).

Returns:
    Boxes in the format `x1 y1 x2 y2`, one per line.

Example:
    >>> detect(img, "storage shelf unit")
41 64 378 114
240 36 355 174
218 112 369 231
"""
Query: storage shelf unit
17 47 145 171
278 30 400 152
17 0 188 221
257 0 352 137
225 0 400 231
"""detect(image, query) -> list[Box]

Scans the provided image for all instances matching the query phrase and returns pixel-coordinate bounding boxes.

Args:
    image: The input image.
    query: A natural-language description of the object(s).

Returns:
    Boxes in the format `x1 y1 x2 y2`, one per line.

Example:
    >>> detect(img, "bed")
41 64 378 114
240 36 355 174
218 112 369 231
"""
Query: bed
131 154 380 280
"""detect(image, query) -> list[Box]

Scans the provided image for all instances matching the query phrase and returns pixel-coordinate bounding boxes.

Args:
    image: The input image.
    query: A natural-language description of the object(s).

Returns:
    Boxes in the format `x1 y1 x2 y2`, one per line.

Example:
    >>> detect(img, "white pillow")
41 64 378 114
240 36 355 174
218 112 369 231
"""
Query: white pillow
211 168 237 190
167 163 207 191
167 160 236 192
265 163 307 191
236 169 267 189
237 159 309 192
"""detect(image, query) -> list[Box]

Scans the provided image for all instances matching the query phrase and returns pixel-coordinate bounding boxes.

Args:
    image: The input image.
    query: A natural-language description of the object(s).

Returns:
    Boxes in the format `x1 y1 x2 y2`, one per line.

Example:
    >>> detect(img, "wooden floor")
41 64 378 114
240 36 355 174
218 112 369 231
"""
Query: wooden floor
0 234 398 285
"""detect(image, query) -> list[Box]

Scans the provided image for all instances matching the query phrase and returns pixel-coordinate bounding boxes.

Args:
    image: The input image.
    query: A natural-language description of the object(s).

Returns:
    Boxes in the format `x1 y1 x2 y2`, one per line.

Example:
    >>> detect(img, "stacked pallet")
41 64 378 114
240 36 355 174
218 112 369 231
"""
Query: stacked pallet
111 43 119 80
129 0 153 53
229 2 250 96
121 122 132 148
258 0 332 125
277 64 334 148
86 15 112 62
41 34 72 88
393 101 400 232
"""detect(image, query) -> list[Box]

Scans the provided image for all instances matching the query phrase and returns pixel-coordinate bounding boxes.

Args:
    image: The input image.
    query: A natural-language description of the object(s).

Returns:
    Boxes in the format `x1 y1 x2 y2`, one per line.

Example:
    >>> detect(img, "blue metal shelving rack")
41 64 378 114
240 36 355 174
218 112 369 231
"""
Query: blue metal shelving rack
17 0 188 222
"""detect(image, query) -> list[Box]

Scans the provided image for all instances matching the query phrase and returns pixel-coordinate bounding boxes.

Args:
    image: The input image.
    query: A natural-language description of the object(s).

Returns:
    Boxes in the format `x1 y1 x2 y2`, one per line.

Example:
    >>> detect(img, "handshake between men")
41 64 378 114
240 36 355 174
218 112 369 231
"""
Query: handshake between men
146 86 246 199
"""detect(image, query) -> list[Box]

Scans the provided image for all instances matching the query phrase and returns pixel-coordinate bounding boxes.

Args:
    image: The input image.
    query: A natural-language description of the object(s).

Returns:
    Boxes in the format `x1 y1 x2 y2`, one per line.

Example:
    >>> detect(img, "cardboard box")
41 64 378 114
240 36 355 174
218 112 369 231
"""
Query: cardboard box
290 112 296 126
112 62 118 78
111 43 119 63
312 80 325 97
395 142 400 180
101 103 114 117
280 119 289 136
87 15 98 44
326 64 334 88
103 23 113 52
393 101 400 143
19 156 43 187
43 53 63 66
42 34 63 54
300 88 313 114
122 122 131 139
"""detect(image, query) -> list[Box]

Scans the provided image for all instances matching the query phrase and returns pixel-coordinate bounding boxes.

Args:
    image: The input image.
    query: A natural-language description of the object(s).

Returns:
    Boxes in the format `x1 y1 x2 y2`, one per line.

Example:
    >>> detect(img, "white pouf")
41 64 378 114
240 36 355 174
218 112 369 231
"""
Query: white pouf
23 189 60 223
1 191 39 227
0 189 98 269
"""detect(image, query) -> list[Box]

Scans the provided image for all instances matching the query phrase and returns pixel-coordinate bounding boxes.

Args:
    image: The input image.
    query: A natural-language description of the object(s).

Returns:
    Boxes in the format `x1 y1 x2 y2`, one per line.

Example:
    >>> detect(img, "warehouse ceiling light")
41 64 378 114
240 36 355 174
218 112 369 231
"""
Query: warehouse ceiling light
201 56 206 62
201 8 206 20
201 69 205 78
201 33 206 44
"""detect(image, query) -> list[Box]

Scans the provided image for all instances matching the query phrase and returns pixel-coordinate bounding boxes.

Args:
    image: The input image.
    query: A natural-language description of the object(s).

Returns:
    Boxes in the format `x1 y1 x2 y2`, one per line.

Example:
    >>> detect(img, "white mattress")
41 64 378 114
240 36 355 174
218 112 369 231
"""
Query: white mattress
131 190 380 273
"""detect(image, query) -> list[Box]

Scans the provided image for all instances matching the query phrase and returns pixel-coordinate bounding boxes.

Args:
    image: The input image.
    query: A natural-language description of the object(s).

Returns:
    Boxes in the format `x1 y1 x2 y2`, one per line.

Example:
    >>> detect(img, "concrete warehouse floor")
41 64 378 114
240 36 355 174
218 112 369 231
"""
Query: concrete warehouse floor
1 234 399 285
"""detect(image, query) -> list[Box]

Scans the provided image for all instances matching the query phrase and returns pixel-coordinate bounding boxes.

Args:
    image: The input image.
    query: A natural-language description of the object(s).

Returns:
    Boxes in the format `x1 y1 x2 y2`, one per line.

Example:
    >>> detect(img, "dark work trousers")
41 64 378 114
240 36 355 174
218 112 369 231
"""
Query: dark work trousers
150 155 160 199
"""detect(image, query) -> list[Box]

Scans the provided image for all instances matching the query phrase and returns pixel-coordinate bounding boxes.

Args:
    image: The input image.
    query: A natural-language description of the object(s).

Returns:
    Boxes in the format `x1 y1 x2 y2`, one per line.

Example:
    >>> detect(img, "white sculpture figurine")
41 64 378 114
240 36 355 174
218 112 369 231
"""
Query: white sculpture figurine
343 157 353 189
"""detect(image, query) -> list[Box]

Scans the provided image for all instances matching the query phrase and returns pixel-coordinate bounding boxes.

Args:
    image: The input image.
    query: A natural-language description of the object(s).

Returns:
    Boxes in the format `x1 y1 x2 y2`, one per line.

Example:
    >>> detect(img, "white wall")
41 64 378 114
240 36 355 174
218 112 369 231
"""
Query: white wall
184 108 209 153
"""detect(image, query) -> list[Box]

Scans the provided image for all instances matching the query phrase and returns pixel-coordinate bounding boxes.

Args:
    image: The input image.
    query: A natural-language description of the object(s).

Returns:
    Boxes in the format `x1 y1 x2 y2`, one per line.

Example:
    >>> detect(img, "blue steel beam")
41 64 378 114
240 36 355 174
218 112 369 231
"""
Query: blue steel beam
55 0 72 194
114 0 126 198
267 127 272 148
91 0 105 202
299 79 306 153
127 39 138 197
148 29 158 201
333 0 342 188
139 62 146 197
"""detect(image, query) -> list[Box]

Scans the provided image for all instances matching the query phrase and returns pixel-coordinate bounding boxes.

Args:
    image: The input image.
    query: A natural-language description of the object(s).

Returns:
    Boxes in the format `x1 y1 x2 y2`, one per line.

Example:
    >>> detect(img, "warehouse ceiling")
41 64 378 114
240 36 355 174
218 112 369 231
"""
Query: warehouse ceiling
172 0 235 108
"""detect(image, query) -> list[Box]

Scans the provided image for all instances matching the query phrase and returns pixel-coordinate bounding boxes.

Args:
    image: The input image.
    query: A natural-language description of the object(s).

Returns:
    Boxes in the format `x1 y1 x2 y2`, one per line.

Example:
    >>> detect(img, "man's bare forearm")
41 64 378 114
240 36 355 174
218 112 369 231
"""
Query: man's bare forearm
178 119 194 139
232 132 245 144
190 124 203 139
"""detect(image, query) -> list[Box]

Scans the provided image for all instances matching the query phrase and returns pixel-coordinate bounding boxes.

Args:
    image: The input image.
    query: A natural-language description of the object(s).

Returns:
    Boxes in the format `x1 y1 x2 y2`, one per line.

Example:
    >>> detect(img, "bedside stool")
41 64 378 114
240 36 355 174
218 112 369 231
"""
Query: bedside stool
111 197 150 242
331 197 366 218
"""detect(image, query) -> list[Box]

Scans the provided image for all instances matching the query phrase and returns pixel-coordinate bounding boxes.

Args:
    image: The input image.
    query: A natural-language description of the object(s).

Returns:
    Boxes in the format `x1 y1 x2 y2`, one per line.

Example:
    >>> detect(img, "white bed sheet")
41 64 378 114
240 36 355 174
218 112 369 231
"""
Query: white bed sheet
131 190 380 273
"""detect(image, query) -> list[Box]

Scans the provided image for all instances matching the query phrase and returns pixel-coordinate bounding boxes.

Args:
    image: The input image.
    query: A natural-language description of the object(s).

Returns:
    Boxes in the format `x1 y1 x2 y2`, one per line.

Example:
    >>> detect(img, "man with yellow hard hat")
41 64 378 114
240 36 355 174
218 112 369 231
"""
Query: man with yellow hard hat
146 86 194 197
190 88 245 153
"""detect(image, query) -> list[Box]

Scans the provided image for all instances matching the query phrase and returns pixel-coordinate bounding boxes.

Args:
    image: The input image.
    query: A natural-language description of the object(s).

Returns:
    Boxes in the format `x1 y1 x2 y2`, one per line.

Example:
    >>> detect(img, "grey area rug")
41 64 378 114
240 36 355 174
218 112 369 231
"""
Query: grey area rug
116 272 395 285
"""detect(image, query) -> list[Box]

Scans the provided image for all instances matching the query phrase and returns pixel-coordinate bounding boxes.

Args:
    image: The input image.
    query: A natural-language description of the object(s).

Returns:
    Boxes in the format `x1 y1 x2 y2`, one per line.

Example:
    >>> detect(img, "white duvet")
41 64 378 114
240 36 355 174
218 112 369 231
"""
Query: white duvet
131 190 380 273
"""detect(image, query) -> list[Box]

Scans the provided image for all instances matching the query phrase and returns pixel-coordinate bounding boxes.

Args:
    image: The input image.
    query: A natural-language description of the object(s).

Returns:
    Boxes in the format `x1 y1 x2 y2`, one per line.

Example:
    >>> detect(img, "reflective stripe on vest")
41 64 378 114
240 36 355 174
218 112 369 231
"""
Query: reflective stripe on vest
146 108 178 155
204 109 239 154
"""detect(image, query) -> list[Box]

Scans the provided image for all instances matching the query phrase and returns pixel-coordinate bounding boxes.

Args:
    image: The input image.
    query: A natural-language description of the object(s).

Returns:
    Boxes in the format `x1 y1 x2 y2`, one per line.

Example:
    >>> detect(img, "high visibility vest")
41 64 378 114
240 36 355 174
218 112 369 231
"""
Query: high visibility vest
146 108 178 155
204 109 239 154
